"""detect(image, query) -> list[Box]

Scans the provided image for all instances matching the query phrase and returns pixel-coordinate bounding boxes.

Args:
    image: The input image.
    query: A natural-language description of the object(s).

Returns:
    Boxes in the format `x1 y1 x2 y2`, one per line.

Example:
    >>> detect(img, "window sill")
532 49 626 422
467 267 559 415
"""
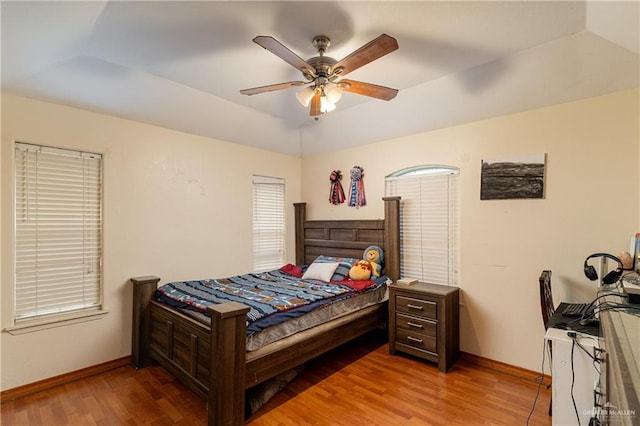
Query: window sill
4 310 109 335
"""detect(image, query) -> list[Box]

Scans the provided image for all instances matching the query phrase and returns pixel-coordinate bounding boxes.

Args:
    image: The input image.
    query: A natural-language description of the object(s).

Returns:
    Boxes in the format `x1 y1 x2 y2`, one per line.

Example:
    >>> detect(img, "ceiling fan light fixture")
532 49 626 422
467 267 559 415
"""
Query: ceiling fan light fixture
324 83 343 104
296 86 315 107
320 96 336 113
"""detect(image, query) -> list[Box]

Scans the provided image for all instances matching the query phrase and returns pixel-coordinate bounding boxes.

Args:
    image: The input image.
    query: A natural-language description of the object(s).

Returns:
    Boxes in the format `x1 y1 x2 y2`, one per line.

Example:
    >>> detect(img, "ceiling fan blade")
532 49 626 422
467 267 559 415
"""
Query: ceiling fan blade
339 79 398 101
253 36 316 76
332 34 398 77
310 92 321 116
240 81 307 96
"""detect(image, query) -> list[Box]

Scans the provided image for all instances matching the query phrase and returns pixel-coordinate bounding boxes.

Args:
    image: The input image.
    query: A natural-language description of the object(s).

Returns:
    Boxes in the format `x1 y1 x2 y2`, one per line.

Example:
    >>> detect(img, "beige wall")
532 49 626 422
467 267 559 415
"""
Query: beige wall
0 95 301 390
302 88 639 371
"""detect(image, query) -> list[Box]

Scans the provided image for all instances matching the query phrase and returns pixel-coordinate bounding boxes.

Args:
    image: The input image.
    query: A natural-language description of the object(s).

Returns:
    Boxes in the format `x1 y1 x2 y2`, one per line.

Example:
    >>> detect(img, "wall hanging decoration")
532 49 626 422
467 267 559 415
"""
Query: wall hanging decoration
348 166 367 208
480 154 546 200
329 170 346 205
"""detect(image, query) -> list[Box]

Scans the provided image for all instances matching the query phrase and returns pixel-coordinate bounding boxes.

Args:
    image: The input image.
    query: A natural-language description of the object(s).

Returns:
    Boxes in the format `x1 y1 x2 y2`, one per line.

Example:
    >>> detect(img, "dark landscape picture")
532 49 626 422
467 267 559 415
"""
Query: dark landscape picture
480 154 545 200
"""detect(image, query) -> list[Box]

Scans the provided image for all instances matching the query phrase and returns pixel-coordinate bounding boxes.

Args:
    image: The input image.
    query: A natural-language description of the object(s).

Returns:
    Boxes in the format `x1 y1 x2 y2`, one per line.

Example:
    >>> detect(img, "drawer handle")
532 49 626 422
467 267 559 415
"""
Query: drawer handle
406 304 423 310
407 336 423 343
407 322 423 329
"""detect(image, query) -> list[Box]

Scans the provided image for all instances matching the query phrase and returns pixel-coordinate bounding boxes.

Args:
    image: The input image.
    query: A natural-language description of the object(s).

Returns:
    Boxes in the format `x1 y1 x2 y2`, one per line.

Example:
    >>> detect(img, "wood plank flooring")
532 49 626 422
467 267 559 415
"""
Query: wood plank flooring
1 331 551 425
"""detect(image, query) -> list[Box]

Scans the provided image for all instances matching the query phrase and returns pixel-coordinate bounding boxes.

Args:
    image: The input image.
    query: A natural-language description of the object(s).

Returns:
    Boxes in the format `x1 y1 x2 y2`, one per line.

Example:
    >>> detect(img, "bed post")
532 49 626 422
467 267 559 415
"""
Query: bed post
207 302 250 426
294 202 307 265
130 276 161 368
383 196 401 282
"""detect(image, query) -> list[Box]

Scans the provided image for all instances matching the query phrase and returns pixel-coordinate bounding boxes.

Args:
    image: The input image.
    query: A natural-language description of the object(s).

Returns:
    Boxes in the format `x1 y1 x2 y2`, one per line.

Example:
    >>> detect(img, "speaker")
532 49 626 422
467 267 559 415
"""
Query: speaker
583 253 623 284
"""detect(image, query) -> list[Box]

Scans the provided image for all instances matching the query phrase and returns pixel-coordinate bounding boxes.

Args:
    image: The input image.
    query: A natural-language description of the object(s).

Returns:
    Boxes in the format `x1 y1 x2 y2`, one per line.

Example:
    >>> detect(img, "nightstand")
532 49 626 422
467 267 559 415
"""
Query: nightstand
388 281 460 372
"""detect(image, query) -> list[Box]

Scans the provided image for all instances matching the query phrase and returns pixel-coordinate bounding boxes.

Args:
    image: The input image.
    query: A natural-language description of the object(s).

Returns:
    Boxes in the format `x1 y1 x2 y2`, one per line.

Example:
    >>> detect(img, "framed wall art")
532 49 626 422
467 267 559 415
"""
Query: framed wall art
480 154 546 200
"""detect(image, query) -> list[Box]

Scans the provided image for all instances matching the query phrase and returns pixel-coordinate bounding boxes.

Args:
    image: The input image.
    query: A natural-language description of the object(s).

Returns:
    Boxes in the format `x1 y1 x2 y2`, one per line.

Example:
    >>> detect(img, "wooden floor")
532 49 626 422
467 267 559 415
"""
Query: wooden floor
1 331 551 425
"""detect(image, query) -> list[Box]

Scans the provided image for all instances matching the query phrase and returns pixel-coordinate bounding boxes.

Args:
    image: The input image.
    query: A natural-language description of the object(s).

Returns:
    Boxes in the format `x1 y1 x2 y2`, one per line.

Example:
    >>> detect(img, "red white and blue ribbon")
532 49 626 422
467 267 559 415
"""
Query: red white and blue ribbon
329 170 346 205
348 166 366 208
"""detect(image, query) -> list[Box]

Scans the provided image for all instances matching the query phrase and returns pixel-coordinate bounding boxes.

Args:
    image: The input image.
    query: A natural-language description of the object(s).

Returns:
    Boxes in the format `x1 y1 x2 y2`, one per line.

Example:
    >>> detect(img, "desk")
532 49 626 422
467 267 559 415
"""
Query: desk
546 288 640 425
545 327 601 425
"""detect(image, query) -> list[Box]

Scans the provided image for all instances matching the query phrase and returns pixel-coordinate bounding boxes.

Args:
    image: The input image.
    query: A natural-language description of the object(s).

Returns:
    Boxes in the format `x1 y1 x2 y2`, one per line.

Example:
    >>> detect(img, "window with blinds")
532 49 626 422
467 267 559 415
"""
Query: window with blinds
252 175 285 271
14 142 103 322
385 166 460 286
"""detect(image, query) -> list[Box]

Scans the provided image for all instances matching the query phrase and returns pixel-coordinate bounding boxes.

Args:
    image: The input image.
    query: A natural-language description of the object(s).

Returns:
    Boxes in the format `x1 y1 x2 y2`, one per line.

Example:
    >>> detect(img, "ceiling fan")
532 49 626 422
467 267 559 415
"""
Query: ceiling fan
240 34 399 117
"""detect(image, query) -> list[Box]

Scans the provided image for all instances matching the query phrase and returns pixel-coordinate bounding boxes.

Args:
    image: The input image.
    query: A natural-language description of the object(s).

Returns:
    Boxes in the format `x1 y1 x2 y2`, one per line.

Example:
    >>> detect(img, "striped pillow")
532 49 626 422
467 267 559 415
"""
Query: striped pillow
313 255 360 281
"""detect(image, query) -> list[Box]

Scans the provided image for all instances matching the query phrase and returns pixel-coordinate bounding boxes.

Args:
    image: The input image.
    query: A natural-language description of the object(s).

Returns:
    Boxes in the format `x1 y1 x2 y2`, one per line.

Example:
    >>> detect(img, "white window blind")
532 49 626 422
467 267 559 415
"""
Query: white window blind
14 142 103 322
252 175 285 271
386 167 460 286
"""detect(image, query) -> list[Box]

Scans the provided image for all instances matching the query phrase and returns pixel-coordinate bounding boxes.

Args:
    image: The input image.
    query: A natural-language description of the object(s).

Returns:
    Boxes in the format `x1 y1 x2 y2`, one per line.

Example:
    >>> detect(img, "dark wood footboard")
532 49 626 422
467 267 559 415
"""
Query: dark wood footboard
130 196 401 425
131 278 387 426
132 276 250 425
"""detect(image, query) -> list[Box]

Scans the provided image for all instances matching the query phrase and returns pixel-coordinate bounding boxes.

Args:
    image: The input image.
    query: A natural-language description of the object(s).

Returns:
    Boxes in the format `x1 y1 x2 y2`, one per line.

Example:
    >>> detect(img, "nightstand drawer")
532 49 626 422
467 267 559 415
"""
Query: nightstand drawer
396 328 437 354
396 295 437 319
396 313 436 336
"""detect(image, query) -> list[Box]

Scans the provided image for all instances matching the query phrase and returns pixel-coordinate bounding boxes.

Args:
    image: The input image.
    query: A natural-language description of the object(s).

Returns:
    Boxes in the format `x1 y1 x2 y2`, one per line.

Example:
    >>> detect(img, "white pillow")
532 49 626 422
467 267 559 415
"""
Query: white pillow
302 261 339 282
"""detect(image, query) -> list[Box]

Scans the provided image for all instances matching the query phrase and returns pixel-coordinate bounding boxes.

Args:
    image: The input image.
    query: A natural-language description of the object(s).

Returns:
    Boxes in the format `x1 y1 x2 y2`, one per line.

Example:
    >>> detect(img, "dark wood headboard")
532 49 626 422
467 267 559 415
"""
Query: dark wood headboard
294 196 400 281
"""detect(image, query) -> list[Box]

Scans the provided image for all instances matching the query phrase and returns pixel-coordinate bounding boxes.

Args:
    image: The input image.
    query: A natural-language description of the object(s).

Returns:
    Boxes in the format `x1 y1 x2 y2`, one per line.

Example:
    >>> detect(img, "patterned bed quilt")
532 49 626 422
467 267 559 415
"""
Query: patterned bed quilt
156 266 388 335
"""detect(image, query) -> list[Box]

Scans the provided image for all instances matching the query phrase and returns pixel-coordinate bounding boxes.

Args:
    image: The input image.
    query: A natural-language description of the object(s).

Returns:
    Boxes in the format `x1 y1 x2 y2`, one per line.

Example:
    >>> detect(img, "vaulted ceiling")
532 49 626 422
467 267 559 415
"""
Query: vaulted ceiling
2 1 638 157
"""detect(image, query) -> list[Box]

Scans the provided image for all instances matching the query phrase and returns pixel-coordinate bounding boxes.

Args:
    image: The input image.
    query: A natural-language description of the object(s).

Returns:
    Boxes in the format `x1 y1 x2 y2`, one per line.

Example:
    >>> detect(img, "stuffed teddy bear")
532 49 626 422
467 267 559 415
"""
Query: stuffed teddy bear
348 259 373 281
364 245 383 277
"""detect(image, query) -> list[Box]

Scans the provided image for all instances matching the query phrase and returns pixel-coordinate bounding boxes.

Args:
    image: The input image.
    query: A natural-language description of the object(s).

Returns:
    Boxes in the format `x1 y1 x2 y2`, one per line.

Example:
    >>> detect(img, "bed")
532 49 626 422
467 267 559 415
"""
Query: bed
130 196 400 425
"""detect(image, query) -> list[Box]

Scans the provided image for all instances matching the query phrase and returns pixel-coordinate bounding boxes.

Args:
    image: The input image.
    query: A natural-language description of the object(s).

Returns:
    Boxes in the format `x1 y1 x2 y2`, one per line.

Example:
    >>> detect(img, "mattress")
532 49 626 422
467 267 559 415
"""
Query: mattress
155 267 390 351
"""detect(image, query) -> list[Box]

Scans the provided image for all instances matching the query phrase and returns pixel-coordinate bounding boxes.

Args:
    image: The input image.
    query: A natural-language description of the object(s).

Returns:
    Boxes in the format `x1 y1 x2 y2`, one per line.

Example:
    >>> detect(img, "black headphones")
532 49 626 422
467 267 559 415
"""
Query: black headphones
583 253 623 284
